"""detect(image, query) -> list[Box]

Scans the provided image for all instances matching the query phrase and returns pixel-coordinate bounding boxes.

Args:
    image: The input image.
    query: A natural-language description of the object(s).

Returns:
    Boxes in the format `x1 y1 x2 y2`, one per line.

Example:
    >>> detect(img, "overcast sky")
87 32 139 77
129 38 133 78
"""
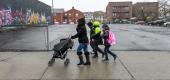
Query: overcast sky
39 0 158 12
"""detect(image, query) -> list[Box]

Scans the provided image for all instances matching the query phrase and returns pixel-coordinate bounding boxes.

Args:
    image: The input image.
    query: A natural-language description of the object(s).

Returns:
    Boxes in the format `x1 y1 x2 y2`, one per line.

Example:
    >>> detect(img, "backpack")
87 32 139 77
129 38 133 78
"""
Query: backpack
107 30 116 45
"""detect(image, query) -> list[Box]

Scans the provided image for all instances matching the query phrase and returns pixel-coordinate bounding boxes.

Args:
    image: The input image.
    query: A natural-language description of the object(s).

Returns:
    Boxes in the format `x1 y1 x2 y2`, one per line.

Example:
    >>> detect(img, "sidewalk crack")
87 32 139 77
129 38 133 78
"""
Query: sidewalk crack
118 56 136 80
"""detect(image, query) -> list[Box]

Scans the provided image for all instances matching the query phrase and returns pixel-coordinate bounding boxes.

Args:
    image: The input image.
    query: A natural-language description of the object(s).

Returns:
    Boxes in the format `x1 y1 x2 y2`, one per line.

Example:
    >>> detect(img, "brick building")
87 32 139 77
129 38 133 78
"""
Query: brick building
84 12 94 22
93 11 106 23
53 7 84 24
53 9 64 24
84 11 106 23
64 7 84 24
132 2 159 21
106 2 132 22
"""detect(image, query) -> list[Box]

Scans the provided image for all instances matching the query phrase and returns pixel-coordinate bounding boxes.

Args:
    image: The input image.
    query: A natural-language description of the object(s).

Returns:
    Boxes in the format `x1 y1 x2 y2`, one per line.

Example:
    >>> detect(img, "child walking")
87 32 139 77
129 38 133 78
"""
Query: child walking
102 24 117 61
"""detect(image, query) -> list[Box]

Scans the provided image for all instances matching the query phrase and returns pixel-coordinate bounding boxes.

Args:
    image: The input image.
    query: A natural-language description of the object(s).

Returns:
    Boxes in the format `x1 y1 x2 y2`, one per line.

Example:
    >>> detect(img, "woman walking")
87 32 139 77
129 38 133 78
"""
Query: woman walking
71 18 91 65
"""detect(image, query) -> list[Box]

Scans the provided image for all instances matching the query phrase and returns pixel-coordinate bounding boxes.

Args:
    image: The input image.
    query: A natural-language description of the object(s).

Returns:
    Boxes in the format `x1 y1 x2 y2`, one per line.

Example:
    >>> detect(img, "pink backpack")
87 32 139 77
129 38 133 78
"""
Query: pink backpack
107 30 116 45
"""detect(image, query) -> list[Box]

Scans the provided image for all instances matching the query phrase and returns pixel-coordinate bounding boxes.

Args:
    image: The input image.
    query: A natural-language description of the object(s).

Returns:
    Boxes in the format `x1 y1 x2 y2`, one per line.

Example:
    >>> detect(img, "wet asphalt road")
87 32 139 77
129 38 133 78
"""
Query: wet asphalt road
0 24 170 79
0 24 170 51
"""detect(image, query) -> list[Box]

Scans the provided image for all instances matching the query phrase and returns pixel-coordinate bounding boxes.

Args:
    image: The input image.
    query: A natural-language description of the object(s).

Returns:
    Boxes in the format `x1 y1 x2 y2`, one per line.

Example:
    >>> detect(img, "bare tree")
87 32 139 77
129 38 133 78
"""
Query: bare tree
137 6 157 22
159 0 170 18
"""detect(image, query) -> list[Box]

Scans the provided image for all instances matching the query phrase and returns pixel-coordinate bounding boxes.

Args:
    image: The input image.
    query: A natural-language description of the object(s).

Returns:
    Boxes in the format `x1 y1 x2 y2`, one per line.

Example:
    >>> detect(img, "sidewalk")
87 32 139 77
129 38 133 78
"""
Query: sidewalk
0 51 170 80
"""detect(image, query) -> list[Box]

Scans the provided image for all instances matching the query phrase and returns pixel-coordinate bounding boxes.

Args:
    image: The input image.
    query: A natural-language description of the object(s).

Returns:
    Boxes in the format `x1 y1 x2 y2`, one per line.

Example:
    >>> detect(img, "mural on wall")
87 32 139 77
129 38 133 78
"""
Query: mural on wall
27 11 47 25
0 13 2 26
0 8 13 26
0 7 49 26
0 0 52 26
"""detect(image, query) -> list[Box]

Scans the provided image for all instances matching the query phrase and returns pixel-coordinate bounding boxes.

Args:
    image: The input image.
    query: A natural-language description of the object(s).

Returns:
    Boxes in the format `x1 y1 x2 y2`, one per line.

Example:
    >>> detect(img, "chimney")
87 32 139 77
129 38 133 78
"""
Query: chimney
72 6 74 9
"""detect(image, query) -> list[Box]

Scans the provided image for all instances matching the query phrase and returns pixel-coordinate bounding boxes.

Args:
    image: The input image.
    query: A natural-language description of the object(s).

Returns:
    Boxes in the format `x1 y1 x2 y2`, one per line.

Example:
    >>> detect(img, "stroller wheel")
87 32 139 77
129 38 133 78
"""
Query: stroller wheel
64 58 70 65
48 58 55 66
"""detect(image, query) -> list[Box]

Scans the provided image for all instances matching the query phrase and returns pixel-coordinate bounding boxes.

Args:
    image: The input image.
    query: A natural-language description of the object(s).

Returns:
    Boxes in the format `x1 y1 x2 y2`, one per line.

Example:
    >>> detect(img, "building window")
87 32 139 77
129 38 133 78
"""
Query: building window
125 13 129 16
76 13 78 17
113 7 116 10
113 13 116 16
124 7 129 11
69 13 71 16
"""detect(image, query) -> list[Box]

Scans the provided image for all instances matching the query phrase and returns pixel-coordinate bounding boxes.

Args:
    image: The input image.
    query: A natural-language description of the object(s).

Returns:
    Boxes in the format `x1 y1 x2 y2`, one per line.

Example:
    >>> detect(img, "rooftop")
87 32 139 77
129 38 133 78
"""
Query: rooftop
108 2 132 6
52 8 64 13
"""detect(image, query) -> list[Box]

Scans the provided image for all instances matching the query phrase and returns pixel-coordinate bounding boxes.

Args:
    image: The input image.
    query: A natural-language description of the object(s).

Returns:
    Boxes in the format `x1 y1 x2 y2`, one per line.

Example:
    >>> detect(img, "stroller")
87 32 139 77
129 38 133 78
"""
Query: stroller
48 38 74 66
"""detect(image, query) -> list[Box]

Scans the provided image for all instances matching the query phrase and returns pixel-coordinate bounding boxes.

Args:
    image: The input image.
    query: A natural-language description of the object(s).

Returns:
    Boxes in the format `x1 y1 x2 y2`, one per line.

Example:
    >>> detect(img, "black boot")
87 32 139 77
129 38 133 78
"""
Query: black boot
108 50 117 62
92 51 98 58
77 55 84 65
84 52 91 65
102 52 109 61
113 55 117 61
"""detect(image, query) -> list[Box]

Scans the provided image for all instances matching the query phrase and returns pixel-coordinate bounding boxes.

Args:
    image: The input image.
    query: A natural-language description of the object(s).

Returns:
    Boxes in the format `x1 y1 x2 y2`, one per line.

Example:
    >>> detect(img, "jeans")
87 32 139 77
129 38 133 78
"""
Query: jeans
77 43 88 55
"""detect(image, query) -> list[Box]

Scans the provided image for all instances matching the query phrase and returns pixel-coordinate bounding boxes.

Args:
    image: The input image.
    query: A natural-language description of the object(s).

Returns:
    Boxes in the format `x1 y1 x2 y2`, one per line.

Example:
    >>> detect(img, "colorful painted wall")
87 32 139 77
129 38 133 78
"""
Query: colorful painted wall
0 0 52 26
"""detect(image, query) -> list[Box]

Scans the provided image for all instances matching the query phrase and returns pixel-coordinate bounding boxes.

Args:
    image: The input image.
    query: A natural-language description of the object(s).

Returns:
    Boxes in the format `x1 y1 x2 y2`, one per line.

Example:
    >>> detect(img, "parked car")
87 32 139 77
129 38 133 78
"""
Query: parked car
135 21 145 25
149 20 165 26
62 22 67 24
147 21 155 25
122 19 131 24
70 22 74 24
55 22 59 24
164 22 170 27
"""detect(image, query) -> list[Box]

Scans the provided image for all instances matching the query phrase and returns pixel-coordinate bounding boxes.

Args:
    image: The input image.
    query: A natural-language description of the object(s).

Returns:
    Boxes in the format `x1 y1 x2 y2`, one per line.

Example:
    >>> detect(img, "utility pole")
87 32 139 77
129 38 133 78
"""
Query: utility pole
52 0 54 24
46 23 49 51
46 0 54 51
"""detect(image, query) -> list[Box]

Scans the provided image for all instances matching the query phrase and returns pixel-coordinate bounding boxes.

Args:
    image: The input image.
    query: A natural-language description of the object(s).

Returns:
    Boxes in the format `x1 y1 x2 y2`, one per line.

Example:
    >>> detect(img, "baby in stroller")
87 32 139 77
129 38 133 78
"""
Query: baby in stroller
48 38 74 66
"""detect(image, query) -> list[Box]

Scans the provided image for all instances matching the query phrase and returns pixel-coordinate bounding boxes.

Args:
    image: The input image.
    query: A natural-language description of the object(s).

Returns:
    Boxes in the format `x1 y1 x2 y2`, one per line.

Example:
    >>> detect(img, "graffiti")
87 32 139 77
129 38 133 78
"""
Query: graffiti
0 8 13 26
0 0 52 26
0 11 2 26
0 7 50 26
0 15 2 26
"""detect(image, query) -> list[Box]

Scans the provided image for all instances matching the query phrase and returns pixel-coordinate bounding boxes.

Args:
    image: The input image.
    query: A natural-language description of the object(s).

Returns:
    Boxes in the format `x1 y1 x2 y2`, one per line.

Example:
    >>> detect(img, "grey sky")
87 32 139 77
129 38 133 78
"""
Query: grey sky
39 0 158 12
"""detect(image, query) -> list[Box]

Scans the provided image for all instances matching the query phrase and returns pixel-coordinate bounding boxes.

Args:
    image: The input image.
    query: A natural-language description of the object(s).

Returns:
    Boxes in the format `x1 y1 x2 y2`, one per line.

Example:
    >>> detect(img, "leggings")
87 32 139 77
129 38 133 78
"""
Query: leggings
104 45 116 59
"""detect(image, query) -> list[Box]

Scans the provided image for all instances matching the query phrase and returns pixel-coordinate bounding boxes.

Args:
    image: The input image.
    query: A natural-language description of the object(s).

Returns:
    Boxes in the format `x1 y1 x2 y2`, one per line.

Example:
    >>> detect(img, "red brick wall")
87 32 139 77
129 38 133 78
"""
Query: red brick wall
53 13 64 24
106 4 113 22
53 7 84 24
66 8 84 24
106 2 132 22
